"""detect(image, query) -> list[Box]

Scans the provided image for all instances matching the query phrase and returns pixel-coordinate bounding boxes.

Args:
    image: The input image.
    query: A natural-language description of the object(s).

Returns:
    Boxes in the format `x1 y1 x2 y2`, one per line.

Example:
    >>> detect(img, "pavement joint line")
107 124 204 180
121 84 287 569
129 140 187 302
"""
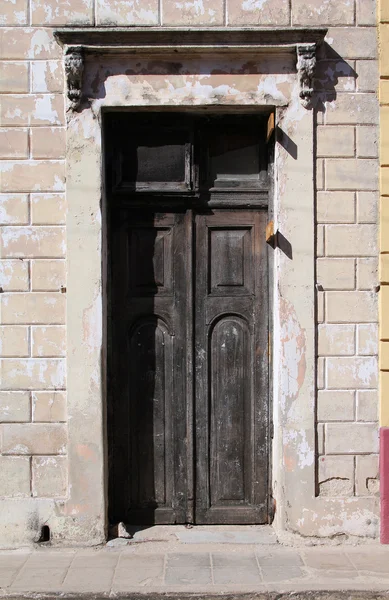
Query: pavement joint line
253 548 264 583
109 546 122 593
209 552 214 585
60 547 78 587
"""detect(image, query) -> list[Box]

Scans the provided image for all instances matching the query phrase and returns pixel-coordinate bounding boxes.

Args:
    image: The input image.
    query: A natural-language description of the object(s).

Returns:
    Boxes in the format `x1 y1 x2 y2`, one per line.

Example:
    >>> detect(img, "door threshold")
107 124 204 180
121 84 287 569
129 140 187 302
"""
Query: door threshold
107 524 278 546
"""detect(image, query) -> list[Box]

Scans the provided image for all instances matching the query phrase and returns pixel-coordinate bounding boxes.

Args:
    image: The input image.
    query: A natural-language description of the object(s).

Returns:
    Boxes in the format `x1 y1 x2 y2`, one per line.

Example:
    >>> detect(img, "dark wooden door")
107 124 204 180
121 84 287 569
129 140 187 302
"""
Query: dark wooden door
107 113 270 526
195 210 269 524
108 209 191 525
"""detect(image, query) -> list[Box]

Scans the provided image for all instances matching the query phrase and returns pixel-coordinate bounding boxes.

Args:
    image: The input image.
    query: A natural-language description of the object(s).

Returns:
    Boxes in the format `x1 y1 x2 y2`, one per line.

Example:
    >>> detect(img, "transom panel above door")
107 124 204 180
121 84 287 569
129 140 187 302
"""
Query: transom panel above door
106 113 271 526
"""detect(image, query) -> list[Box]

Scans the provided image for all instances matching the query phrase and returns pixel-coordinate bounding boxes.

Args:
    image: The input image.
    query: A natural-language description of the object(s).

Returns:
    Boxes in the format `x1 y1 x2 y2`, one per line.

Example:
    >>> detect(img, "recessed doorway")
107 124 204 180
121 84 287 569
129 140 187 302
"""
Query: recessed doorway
106 112 271 526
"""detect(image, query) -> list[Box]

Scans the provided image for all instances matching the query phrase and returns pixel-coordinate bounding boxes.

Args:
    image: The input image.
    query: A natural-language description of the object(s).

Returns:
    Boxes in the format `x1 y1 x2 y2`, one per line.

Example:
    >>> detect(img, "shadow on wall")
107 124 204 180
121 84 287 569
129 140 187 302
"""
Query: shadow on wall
314 43 358 113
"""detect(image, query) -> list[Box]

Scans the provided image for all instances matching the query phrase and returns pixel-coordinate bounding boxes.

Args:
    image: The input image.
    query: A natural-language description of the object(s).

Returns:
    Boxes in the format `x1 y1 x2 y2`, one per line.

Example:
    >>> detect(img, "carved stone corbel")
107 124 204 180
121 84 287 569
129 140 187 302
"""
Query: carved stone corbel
64 46 84 110
296 44 317 109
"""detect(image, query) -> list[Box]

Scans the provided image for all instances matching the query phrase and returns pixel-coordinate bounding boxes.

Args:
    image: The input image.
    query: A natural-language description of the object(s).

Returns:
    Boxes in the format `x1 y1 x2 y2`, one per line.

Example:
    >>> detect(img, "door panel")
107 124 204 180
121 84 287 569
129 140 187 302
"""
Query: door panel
108 210 189 525
195 211 268 524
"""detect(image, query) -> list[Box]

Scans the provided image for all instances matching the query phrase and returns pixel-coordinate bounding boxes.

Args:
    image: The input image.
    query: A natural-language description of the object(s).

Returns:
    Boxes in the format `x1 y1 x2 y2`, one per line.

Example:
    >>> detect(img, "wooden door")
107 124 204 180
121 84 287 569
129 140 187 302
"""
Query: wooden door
195 210 269 524
106 113 270 526
108 209 191 525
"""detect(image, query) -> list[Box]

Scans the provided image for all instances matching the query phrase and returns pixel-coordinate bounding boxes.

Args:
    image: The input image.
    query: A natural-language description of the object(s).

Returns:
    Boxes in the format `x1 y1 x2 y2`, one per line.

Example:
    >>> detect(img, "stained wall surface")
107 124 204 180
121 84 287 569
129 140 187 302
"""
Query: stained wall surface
0 0 380 545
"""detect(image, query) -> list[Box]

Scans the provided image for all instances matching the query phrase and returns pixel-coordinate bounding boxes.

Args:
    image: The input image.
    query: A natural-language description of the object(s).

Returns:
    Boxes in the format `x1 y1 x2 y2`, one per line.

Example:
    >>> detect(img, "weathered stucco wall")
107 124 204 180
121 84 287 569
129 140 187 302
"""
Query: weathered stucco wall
0 0 380 547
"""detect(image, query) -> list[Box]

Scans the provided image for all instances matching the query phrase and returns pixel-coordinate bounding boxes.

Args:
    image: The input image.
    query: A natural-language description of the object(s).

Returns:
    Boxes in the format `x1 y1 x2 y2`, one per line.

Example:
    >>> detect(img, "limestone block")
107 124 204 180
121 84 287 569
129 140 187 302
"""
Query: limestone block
31 0 93 24
355 455 379 496
0 28 61 60
0 161 65 193
314 59 356 93
227 0 290 25
0 62 29 95
0 359 65 391
357 0 376 25
96 0 158 25
327 291 377 323
0 128 29 159
0 293 65 325
0 226 65 258
317 390 355 421
326 225 377 256
0 95 64 126
317 423 325 454
317 224 324 257
0 391 30 422
357 257 378 290
318 324 355 356
380 25 389 77
0 326 29 357
326 159 378 191
327 356 378 389
316 159 324 190
356 60 379 93
358 323 378 355
317 126 354 158
317 258 355 290
292 0 354 25
0 194 29 225
31 60 64 93
0 260 29 291
380 254 389 283
0 0 28 25
164 0 223 25
32 455 67 497
326 94 378 125
324 27 377 60
357 191 378 223
32 390 66 422
31 260 65 291
317 357 325 389
317 192 355 223
356 390 378 421
31 128 66 160
318 455 354 497
1 423 67 454
32 326 65 357
326 422 379 453
356 126 378 158
317 290 324 322
31 193 66 224
380 340 389 369
0 457 30 497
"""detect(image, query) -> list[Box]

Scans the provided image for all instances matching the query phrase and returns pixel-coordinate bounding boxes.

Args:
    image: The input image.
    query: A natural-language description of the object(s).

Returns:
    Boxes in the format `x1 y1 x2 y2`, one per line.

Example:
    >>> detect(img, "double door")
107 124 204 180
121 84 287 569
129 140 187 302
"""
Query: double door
108 207 269 525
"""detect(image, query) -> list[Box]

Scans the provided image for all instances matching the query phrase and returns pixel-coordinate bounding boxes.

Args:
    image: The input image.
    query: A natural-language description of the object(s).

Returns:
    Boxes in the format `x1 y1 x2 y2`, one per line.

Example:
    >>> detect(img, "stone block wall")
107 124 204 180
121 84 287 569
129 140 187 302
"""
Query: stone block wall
0 0 380 541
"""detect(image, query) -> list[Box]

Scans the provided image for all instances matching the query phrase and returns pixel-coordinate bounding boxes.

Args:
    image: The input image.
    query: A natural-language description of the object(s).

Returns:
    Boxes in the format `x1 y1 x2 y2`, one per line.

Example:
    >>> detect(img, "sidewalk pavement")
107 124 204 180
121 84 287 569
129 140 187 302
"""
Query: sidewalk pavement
0 526 389 596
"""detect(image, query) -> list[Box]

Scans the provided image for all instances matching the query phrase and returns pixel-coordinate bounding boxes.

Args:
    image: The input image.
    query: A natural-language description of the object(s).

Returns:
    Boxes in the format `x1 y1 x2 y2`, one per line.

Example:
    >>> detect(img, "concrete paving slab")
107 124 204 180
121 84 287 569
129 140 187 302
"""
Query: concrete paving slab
212 553 258 568
261 566 305 582
256 548 303 566
62 567 114 592
168 553 211 567
213 567 262 584
165 566 212 585
302 549 356 570
10 567 67 592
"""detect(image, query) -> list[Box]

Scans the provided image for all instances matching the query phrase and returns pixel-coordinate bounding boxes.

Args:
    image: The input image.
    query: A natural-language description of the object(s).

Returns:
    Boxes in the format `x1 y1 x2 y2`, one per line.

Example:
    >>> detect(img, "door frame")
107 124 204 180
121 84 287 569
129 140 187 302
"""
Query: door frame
61 56 326 543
